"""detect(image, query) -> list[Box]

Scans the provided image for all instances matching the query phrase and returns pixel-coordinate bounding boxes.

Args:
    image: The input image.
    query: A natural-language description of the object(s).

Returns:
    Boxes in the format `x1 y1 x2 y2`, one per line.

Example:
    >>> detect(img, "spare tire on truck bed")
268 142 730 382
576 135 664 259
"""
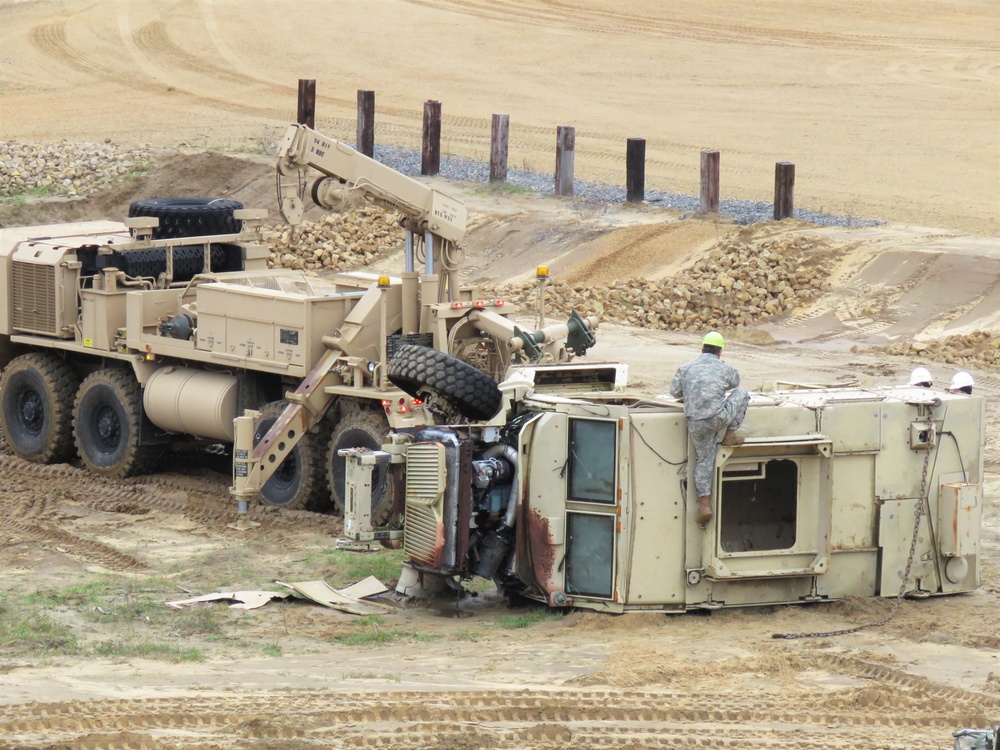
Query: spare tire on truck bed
128 197 243 239
387 345 503 422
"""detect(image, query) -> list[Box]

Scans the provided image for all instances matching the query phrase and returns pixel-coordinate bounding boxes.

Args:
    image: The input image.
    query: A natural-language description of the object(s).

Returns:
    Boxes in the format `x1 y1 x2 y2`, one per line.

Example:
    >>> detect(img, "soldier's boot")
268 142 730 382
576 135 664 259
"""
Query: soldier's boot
721 429 745 447
696 496 713 525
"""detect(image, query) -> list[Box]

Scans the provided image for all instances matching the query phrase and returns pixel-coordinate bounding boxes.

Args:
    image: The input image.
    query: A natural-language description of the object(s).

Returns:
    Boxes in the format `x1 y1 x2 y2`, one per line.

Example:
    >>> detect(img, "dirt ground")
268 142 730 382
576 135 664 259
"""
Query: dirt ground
0 0 997 235
0 1 999 748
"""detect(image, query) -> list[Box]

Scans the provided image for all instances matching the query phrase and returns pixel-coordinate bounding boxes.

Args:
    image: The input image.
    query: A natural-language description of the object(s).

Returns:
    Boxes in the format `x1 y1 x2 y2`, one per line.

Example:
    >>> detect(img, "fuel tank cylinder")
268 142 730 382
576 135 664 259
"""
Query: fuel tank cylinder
143 367 238 442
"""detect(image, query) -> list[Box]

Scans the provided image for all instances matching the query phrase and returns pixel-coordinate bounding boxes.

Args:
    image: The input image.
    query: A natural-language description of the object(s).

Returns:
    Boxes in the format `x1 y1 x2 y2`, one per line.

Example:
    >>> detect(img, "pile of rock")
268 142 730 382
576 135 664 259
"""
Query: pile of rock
263 206 404 272
872 331 999 371
0 141 156 198
489 236 831 331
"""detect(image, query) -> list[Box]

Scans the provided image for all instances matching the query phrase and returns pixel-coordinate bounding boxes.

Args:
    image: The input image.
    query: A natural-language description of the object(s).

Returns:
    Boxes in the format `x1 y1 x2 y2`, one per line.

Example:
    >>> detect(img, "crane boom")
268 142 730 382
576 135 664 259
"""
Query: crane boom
275 123 467 244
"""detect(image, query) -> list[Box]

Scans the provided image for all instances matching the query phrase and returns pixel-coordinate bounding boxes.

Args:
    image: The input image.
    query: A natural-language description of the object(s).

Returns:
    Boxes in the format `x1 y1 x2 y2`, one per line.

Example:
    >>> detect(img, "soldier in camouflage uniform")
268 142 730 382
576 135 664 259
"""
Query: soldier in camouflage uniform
669 332 749 526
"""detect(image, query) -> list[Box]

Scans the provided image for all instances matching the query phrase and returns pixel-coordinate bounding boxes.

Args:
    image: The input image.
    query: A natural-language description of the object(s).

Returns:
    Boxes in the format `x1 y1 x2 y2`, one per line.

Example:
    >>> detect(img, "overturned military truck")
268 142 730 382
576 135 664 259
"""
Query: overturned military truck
338 362 984 613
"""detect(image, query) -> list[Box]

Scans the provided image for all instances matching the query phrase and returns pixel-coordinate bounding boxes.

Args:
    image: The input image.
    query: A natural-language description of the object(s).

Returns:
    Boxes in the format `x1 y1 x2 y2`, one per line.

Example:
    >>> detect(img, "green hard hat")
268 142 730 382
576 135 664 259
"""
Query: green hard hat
703 331 725 348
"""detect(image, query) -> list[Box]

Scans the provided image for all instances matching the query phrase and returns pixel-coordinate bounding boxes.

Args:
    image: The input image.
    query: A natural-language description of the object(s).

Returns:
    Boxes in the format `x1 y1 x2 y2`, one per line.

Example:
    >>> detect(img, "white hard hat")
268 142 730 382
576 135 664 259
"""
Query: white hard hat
908 367 933 386
949 371 974 390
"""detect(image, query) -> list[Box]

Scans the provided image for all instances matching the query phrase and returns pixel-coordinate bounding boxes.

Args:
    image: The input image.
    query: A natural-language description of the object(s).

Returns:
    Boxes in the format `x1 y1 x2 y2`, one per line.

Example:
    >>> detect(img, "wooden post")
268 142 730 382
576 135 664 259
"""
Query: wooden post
626 138 646 204
490 113 509 182
774 161 795 220
296 79 316 129
700 150 720 214
357 89 375 157
555 125 575 197
421 100 442 176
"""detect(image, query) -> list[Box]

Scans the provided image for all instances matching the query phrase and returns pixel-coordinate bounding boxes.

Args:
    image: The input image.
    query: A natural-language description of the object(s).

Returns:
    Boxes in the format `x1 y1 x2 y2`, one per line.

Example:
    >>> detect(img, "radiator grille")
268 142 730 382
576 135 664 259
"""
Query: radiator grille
403 443 446 565
12 261 58 335
405 443 445 506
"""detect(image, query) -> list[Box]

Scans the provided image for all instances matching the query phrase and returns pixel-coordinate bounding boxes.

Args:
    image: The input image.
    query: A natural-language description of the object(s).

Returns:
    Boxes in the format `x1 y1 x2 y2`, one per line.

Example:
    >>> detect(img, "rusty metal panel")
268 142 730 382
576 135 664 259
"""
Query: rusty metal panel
938 483 981 558
518 412 569 594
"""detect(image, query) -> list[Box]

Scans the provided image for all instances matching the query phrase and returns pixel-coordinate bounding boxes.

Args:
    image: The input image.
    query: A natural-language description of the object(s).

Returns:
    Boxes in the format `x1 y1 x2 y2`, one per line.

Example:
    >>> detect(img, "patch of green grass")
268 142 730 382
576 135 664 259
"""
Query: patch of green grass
6 184 57 203
452 630 484 642
260 642 282 658
25 579 111 608
319 549 406 587
494 608 556 630
411 632 441 643
0 599 78 657
335 628 400 647
333 614 405 647
115 161 152 181
92 639 204 663
170 606 225 638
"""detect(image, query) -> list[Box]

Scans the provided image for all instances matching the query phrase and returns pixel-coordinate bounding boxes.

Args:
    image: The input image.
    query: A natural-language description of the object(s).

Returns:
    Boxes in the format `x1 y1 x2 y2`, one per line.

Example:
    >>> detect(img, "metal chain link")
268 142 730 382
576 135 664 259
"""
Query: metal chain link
772 447 932 640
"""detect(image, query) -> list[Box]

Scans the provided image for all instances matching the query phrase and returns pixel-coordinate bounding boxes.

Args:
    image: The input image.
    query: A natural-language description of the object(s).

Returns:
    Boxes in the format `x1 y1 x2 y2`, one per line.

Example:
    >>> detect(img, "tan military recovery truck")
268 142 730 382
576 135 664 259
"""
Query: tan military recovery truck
336 364 985 612
0 123 596 521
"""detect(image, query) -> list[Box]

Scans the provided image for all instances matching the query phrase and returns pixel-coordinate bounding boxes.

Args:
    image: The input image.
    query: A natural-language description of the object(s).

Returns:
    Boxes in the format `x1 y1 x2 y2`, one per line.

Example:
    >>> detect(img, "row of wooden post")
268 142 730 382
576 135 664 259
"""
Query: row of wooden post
297 80 796 221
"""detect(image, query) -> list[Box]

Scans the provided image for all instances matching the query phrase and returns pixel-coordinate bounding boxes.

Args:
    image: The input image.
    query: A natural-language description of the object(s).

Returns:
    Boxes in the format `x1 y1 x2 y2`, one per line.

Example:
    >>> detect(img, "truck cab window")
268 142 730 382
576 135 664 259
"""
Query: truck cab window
568 419 616 504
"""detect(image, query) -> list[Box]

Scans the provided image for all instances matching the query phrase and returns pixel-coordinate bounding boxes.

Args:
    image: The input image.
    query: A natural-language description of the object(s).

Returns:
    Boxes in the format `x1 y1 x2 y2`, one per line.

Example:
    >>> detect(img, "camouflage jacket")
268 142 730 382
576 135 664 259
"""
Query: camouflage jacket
669 353 741 420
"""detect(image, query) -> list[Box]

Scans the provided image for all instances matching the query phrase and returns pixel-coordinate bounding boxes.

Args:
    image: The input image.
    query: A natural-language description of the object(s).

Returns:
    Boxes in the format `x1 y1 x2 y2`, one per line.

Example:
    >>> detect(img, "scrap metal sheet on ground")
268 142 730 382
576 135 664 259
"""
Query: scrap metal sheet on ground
166 576 392 616
276 576 393 616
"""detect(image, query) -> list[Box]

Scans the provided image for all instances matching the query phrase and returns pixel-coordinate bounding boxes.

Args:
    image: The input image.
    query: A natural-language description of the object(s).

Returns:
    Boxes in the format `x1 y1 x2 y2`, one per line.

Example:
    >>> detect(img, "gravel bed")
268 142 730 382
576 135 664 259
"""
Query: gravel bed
370 143 883 229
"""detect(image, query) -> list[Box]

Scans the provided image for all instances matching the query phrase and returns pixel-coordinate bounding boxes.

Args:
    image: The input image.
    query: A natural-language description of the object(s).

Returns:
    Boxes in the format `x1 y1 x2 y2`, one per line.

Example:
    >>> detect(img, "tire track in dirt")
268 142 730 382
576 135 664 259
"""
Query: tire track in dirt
28 15 285 123
0 448 344 542
23 3 754 183
28 18 104 76
1 520 144 571
404 0 997 54
803 652 1000 713
0 686 969 749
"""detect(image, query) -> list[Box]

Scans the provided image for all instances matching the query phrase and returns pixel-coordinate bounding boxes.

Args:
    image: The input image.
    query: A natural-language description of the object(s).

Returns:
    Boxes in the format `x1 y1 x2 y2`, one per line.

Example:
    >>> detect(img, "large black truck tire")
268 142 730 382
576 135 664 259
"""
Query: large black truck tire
327 407 397 524
128 197 243 239
73 368 157 477
388 345 503 421
253 401 331 512
0 353 79 464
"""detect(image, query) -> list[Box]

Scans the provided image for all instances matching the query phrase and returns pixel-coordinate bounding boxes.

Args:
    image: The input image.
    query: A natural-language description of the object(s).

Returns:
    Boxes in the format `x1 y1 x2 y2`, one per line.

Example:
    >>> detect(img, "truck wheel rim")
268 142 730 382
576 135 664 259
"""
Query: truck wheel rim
94 404 121 450
17 389 44 436
271 454 298 488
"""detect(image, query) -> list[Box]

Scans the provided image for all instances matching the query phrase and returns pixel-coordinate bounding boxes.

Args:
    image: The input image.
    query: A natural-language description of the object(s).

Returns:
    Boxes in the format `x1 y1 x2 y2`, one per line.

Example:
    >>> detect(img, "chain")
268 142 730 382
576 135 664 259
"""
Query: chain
772 447 932 640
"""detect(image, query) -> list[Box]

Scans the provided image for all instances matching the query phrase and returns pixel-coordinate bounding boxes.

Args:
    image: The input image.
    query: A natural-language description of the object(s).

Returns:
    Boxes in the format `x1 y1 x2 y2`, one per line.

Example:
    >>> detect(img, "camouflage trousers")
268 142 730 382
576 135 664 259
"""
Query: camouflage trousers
689 388 750 497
